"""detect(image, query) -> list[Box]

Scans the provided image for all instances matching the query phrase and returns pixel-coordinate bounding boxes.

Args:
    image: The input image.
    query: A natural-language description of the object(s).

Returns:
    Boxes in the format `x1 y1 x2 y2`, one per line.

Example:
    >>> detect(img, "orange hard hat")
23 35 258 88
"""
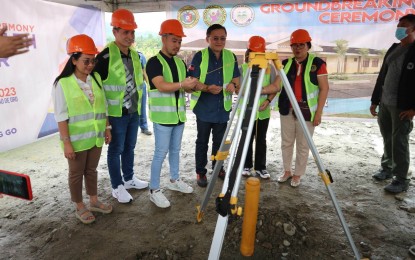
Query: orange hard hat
290 29 312 44
159 19 186 37
66 34 99 55
111 9 137 30
248 36 266 52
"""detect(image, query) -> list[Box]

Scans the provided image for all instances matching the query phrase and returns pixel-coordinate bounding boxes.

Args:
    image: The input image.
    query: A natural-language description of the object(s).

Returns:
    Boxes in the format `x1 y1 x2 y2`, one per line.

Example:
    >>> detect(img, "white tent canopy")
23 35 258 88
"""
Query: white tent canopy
42 0 182 12
41 0 289 12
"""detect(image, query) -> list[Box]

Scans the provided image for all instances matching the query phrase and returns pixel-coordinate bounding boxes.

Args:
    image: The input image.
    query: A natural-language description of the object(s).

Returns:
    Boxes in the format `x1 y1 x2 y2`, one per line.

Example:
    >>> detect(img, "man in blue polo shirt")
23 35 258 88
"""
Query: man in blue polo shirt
189 24 240 187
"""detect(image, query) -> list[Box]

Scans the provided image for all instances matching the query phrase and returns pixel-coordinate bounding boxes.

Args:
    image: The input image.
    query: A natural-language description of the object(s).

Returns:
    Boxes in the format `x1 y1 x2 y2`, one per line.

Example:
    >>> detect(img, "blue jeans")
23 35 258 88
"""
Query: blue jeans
195 119 227 174
150 123 184 190
107 113 139 189
139 84 149 131
378 103 413 181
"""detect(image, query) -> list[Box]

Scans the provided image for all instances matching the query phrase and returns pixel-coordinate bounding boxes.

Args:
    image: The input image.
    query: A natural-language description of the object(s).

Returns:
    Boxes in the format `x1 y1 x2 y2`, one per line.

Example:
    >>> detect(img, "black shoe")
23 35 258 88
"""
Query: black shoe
256 169 271 179
384 179 409 193
218 169 226 180
372 169 393 180
197 173 208 187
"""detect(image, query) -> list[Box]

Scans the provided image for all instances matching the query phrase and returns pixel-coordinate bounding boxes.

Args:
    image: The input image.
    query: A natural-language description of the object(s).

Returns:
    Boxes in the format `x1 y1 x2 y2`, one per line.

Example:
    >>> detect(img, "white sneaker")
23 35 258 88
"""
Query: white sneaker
112 184 133 203
167 178 193 194
149 189 170 208
256 169 271 179
242 168 252 177
124 176 149 190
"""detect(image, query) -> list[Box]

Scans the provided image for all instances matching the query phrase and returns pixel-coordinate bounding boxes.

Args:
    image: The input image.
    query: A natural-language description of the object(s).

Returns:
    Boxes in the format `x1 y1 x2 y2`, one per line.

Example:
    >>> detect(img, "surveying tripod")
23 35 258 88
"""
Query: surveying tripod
195 51 361 259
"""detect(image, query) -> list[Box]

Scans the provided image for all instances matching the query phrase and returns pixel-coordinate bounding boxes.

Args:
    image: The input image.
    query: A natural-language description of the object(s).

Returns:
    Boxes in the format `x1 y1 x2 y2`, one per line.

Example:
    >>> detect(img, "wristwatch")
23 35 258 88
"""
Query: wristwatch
106 125 112 130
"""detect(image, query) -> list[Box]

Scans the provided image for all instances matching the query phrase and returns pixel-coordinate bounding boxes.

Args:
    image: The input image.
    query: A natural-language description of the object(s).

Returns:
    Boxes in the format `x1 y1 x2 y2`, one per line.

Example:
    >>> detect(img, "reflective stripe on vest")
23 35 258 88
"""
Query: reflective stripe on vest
283 54 320 121
240 63 271 120
148 53 187 124
103 42 143 117
190 48 235 111
60 73 106 152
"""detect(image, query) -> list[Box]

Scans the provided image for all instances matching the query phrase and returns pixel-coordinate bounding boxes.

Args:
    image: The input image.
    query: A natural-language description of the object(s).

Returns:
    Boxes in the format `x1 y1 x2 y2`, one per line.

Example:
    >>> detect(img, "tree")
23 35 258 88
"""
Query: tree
357 48 369 73
104 33 162 61
332 39 349 73
135 34 162 59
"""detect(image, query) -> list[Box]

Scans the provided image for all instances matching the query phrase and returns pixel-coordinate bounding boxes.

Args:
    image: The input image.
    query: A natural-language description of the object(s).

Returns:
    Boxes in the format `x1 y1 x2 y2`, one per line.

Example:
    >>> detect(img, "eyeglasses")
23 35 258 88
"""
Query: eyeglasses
81 58 97 66
210 36 227 42
291 43 306 49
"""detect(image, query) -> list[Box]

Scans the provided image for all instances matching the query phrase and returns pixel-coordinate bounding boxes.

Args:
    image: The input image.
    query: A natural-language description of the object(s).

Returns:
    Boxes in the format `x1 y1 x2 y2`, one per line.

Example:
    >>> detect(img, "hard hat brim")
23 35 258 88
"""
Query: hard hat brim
159 32 187 37
82 50 100 55
111 23 137 31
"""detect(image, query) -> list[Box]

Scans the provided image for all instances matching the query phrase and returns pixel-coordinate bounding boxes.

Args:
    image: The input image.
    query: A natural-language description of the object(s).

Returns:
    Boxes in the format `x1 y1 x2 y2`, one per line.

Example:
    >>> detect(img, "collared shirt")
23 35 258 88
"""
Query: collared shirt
278 54 327 115
293 58 327 102
52 74 107 122
94 46 138 114
189 47 240 123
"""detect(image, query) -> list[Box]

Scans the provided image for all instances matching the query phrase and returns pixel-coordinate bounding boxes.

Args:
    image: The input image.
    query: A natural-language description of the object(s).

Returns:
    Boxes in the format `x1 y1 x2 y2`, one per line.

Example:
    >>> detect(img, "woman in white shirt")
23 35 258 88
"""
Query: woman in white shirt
52 34 112 224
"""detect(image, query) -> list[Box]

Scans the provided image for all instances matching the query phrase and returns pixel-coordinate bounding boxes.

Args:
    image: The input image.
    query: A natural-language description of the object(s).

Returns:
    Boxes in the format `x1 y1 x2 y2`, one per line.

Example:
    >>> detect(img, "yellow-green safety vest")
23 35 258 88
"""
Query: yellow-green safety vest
240 63 271 120
190 48 235 111
60 73 106 152
282 54 320 121
148 53 187 124
103 42 143 117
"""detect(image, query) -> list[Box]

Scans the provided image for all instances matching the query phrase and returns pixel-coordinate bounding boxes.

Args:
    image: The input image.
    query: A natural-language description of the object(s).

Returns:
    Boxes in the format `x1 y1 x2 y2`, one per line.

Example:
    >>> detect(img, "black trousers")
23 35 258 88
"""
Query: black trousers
195 118 227 174
244 118 269 170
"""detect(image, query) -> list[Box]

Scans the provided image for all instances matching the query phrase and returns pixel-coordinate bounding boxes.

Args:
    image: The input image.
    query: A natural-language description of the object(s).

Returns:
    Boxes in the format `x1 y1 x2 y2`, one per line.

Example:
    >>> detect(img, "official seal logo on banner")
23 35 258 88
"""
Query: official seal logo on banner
203 5 226 26
230 4 255 27
177 5 199 28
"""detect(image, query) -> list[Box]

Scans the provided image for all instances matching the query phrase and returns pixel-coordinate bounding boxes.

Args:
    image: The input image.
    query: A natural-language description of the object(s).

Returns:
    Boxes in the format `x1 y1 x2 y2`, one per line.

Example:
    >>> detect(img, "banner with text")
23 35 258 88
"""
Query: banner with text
169 0 415 50
0 0 104 152
167 0 415 116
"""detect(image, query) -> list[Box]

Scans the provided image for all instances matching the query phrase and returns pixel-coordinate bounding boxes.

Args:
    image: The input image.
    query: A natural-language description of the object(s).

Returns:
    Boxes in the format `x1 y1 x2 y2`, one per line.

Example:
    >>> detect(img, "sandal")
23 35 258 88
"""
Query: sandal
278 171 292 183
90 201 113 214
75 208 95 224
290 175 301 187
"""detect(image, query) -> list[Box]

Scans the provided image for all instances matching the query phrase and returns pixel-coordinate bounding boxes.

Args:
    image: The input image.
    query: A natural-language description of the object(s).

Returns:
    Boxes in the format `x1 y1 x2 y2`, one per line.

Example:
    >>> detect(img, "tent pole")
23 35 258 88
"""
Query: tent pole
112 0 118 11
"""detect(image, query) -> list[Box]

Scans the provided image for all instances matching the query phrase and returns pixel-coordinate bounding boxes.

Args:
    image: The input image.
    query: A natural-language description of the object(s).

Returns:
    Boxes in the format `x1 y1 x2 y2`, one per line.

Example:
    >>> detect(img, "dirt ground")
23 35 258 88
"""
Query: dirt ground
1 112 415 260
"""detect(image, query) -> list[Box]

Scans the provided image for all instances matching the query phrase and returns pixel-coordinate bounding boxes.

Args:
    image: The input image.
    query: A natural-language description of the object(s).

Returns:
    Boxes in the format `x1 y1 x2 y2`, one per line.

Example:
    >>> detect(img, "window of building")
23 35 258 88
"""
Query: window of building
362 59 370 67
372 58 379 67
354 58 358 62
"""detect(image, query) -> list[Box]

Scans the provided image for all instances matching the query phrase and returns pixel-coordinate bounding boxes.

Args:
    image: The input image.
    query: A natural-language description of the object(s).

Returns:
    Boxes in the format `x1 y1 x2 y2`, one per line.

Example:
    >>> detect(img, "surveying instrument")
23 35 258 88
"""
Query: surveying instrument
195 50 362 259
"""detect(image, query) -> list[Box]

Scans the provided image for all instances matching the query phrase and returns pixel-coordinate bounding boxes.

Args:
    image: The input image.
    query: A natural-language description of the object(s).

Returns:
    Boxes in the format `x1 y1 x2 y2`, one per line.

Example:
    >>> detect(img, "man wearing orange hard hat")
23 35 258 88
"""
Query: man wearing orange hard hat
276 29 329 187
145 19 199 208
94 9 148 204
239 36 280 180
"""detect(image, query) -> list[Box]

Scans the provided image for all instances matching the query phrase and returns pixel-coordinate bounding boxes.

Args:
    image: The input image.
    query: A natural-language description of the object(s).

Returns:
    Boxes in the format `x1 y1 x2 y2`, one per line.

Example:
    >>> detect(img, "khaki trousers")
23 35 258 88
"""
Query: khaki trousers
67 146 102 203
280 109 315 176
